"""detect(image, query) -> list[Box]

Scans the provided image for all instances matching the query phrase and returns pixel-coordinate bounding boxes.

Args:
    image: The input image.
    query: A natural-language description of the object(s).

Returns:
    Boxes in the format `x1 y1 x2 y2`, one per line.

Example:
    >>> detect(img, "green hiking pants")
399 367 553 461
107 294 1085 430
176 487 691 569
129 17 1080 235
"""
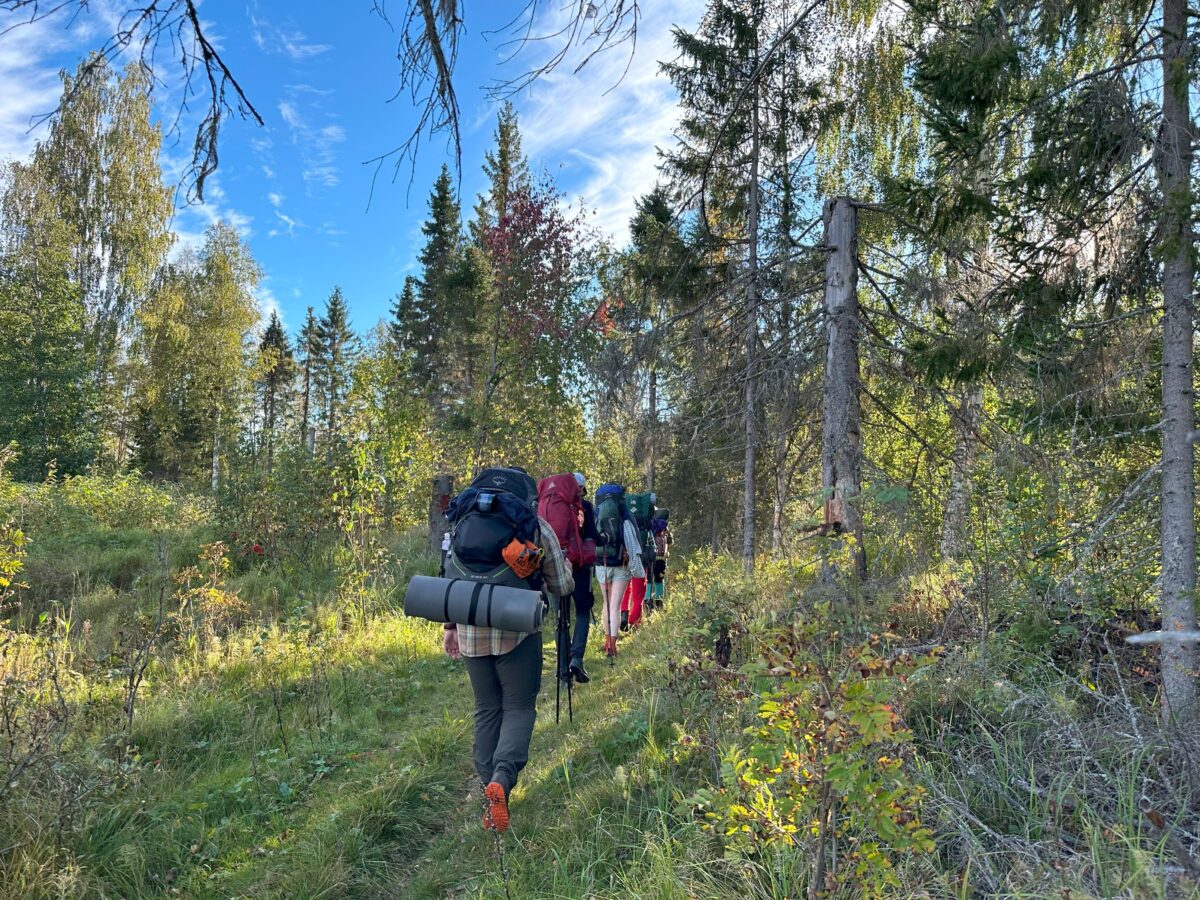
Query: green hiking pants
463 632 543 793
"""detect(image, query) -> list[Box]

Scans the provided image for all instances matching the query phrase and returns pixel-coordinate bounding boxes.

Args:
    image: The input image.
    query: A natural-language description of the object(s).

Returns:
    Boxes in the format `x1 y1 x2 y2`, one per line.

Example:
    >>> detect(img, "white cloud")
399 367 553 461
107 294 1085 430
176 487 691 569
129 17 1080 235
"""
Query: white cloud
509 0 705 242
170 177 255 255
267 191 284 207
254 283 282 330
0 16 74 162
278 100 303 129
277 90 345 192
250 13 330 61
272 209 302 237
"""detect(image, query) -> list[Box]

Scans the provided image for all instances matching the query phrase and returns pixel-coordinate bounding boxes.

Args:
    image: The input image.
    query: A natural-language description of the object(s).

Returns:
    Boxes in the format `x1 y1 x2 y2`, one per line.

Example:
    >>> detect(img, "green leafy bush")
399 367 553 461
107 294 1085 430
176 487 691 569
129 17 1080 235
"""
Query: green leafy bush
685 599 936 896
22 470 212 534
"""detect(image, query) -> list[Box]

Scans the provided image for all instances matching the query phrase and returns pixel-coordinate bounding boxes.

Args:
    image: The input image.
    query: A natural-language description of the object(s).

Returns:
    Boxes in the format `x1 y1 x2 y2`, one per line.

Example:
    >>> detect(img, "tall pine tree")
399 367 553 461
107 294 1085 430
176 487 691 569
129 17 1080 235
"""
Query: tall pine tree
297 307 319 450
257 310 294 473
316 287 355 442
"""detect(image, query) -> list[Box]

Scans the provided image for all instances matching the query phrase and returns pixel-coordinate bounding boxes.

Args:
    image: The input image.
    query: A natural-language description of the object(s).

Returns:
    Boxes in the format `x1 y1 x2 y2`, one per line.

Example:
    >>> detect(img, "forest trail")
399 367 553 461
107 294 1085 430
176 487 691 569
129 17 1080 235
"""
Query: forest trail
384 604 683 899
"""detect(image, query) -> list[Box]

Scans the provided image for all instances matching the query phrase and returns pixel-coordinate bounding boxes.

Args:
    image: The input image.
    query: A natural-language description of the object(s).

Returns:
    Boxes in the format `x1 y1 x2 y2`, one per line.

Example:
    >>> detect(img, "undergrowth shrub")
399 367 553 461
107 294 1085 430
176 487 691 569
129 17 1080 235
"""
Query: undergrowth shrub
668 556 937 897
22 469 212 534
687 619 936 895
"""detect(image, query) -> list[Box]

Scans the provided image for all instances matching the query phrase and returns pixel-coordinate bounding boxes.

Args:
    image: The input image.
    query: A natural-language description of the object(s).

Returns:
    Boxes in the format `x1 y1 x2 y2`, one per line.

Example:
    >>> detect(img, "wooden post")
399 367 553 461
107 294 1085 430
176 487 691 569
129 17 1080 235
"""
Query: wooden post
821 197 866 583
429 475 455 555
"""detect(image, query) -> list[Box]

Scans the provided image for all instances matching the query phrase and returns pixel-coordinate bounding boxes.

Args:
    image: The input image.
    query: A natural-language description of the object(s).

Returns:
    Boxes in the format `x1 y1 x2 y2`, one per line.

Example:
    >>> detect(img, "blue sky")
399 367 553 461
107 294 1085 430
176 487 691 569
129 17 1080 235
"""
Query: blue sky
0 0 705 333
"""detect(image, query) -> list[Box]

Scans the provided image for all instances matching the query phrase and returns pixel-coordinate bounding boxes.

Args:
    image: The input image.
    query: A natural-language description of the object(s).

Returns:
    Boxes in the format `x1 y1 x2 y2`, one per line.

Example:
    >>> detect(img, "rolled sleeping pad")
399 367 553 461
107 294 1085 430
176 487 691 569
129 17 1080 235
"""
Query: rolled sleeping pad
404 575 544 632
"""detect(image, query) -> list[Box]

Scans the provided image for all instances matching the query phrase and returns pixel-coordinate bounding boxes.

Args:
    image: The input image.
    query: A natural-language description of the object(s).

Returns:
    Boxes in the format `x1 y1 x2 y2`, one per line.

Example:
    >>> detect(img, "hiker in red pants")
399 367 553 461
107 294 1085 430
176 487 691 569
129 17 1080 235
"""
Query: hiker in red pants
619 492 656 629
621 572 648 628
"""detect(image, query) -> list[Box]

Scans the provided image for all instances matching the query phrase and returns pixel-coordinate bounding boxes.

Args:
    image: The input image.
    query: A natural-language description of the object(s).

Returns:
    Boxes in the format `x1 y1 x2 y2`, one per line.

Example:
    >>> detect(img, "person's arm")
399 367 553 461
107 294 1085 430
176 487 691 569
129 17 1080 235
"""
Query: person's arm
538 516 575 596
623 519 646 579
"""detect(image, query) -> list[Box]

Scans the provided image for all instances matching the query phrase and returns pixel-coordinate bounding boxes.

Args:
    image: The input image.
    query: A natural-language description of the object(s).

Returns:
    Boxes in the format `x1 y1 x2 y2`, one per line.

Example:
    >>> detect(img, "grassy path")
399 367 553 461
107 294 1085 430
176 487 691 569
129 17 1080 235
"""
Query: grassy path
38 593 726 899
388 608 697 899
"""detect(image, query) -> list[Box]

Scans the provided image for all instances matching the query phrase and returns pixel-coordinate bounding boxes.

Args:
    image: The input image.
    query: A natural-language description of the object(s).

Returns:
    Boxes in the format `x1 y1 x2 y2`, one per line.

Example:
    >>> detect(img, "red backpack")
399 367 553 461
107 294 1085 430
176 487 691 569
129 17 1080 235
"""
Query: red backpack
537 473 593 569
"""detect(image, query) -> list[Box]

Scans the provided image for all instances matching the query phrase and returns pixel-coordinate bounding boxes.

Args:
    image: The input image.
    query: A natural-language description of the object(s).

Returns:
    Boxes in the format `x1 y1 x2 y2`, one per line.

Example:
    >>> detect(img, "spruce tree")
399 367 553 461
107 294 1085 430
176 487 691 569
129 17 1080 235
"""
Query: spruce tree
257 310 294 472
416 165 463 400
389 276 422 356
316 287 355 441
297 307 319 450
471 102 531 242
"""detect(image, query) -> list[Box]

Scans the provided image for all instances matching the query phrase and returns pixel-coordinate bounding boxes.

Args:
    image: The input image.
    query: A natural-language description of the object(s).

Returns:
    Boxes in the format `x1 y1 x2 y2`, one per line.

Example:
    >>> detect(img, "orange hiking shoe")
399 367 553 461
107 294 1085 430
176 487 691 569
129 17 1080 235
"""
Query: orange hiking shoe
483 781 509 833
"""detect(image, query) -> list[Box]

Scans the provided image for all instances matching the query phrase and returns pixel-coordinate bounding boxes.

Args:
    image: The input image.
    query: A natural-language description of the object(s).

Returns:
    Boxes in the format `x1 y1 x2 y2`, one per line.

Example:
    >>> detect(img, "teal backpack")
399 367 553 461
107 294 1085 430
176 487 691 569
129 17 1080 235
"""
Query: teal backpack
594 484 626 567
626 492 657 565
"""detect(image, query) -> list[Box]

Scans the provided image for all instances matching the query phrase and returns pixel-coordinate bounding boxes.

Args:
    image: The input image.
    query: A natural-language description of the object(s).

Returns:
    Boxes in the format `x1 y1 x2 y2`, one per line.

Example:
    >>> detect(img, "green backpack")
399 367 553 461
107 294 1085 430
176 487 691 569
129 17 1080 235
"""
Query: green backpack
627 492 657 565
594 485 627 567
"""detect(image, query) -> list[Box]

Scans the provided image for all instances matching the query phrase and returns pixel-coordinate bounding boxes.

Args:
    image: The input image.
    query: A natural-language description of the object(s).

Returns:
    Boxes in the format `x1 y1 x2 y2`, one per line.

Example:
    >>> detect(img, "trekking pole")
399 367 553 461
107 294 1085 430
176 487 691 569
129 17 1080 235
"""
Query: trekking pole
554 595 573 724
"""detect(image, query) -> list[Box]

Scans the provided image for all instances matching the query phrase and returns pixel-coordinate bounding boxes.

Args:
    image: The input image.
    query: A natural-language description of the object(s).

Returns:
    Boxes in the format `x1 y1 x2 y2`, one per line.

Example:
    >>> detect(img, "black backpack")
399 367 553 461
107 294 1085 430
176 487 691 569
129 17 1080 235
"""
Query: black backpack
445 466 542 591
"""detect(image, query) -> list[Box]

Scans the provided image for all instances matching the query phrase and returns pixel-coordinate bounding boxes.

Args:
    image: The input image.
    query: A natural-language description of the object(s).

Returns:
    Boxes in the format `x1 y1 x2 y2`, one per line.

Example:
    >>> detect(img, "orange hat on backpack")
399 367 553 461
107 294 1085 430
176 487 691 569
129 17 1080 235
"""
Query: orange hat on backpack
502 538 543 579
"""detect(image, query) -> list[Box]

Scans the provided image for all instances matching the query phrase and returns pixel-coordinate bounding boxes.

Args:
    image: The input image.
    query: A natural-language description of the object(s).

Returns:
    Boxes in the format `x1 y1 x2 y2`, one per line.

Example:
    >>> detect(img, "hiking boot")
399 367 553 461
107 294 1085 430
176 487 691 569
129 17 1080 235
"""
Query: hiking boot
482 782 509 833
604 634 617 658
620 610 629 632
569 657 590 684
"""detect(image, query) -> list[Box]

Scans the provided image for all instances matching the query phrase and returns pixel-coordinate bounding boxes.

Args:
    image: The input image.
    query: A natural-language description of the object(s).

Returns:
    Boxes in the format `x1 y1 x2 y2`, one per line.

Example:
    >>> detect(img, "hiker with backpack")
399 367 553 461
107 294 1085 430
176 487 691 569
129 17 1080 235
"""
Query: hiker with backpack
620 492 657 628
571 474 600 682
535 472 598 687
440 467 574 833
650 512 672 604
593 483 645 659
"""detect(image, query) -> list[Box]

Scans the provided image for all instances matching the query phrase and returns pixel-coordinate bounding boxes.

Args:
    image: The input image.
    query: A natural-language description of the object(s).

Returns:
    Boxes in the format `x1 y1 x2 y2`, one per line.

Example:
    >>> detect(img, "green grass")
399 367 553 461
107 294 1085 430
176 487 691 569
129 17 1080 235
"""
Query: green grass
1 590 739 899
5 502 1198 899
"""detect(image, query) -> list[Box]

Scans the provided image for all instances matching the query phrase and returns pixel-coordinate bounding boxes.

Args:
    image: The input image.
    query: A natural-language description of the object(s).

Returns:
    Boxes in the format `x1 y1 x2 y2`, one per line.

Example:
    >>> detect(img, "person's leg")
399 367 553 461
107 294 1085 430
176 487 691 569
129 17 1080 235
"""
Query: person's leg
607 576 628 637
490 633 543 794
462 654 503 788
570 565 593 662
627 576 646 626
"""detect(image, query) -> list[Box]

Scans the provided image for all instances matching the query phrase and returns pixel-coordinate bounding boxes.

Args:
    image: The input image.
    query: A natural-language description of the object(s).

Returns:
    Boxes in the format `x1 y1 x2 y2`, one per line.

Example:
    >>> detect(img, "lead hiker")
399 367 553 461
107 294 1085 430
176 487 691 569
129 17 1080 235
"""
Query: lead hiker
650 511 672 606
593 482 645 659
441 466 574 833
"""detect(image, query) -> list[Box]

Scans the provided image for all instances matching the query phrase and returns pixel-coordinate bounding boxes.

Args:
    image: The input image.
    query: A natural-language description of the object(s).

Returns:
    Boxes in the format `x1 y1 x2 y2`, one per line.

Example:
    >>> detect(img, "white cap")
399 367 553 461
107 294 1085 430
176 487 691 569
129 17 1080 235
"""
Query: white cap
573 472 586 489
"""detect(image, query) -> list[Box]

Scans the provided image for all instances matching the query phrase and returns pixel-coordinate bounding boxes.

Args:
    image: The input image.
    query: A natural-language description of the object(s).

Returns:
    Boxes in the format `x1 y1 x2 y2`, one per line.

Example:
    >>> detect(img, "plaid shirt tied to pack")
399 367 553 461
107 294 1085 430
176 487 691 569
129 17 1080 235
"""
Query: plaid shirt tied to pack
457 516 574 658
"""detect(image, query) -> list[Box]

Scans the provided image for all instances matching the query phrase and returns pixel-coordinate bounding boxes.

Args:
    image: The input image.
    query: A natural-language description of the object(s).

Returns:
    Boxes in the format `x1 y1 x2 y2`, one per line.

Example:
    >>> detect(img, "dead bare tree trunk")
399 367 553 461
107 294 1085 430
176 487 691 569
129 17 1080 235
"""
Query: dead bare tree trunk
1156 0 1197 725
741 68 762 576
820 197 865 584
647 368 657 493
940 385 982 560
